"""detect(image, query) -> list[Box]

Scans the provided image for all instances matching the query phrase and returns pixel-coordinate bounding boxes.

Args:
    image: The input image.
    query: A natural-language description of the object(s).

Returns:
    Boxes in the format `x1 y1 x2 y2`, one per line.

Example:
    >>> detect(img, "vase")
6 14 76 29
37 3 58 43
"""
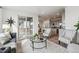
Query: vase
40 38 43 40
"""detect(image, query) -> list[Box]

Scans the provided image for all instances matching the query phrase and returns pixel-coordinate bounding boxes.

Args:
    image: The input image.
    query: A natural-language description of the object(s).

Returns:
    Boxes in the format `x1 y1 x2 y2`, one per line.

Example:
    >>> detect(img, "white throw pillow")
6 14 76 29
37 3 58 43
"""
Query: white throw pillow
0 37 10 44
0 32 11 45
0 33 6 38
4 32 11 39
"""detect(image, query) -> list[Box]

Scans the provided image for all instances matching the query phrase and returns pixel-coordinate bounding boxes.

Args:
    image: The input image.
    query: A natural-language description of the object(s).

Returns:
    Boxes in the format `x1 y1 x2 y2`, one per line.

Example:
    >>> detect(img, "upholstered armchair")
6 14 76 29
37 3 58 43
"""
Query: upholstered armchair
58 29 76 45
43 28 51 38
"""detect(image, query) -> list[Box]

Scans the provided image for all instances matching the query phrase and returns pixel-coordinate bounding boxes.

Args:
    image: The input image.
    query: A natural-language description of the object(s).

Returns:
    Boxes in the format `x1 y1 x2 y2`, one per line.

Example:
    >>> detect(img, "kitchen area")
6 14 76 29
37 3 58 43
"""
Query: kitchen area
41 11 65 44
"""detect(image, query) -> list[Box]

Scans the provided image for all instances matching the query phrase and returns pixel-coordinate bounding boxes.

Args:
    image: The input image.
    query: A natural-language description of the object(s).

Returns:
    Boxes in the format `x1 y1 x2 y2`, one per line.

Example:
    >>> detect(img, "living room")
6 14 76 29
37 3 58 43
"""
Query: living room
0 6 79 53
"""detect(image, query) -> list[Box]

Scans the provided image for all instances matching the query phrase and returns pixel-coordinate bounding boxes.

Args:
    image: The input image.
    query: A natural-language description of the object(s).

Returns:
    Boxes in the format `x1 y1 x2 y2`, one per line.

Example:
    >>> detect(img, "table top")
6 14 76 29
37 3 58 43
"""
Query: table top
30 37 47 43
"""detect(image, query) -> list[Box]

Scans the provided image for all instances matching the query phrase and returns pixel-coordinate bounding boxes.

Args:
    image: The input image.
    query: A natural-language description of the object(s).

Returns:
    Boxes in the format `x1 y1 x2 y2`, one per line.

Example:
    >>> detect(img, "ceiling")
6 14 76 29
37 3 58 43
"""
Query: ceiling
3 6 65 16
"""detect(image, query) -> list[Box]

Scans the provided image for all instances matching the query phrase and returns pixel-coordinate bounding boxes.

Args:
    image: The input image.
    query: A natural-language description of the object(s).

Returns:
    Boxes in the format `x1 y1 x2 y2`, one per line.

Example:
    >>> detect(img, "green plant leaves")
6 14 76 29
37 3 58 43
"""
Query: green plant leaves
74 21 79 31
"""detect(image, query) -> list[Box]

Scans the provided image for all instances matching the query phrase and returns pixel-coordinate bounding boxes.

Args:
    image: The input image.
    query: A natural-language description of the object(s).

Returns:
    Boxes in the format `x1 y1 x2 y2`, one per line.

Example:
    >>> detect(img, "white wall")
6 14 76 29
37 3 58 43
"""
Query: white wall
2 8 39 36
2 9 18 33
0 8 2 33
65 7 79 43
65 7 79 30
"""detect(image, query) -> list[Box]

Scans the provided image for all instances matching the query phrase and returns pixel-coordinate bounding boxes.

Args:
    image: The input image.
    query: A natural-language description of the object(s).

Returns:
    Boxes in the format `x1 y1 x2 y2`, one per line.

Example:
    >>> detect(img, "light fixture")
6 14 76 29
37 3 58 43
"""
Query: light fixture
6 17 15 27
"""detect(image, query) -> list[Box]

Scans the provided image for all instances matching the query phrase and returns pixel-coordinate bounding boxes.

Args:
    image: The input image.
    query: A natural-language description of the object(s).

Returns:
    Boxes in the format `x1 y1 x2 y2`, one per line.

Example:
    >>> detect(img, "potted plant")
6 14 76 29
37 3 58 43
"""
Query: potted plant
34 33 38 37
33 33 38 40
74 21 79 43
74 21 79 31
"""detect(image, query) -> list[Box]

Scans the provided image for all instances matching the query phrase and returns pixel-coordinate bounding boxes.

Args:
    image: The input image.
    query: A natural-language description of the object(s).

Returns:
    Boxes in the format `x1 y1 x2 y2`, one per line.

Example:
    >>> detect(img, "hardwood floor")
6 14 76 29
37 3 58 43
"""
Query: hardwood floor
48 34 68 48
49 34 59 44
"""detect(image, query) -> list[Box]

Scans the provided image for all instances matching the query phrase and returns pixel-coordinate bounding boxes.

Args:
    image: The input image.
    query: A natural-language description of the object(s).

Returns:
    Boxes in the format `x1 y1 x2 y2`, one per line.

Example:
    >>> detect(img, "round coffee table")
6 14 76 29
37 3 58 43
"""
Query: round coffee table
30 37 47 51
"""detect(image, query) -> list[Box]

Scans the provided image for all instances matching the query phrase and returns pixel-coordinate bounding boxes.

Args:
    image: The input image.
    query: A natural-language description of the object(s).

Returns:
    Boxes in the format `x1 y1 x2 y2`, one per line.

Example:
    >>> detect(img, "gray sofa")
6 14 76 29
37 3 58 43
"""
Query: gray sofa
0 32 16 53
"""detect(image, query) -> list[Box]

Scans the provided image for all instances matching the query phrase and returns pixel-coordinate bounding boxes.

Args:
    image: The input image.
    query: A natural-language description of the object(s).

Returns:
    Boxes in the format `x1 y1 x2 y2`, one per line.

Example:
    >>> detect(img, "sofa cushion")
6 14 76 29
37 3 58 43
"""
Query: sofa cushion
59 37 70 44
0 33 6 38
0 47 11 53
0 38 10 45
0 32 11 39
4 42 16 48
0 32 11 45
4 32 11 39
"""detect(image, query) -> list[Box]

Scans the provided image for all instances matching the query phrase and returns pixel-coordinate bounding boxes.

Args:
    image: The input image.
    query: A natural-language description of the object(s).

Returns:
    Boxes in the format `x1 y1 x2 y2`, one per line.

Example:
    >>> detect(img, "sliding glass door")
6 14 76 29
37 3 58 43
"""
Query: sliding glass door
18 16 33 41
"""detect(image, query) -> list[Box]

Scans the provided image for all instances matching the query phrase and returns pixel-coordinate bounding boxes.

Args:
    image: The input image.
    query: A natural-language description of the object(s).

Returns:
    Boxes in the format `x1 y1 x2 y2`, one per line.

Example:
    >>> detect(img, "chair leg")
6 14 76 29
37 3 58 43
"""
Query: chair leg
59 41 60 44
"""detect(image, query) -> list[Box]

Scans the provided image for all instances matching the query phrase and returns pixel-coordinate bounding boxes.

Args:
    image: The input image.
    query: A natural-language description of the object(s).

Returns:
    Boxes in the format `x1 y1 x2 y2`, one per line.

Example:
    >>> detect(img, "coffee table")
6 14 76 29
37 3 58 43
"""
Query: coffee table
30 37 47 51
